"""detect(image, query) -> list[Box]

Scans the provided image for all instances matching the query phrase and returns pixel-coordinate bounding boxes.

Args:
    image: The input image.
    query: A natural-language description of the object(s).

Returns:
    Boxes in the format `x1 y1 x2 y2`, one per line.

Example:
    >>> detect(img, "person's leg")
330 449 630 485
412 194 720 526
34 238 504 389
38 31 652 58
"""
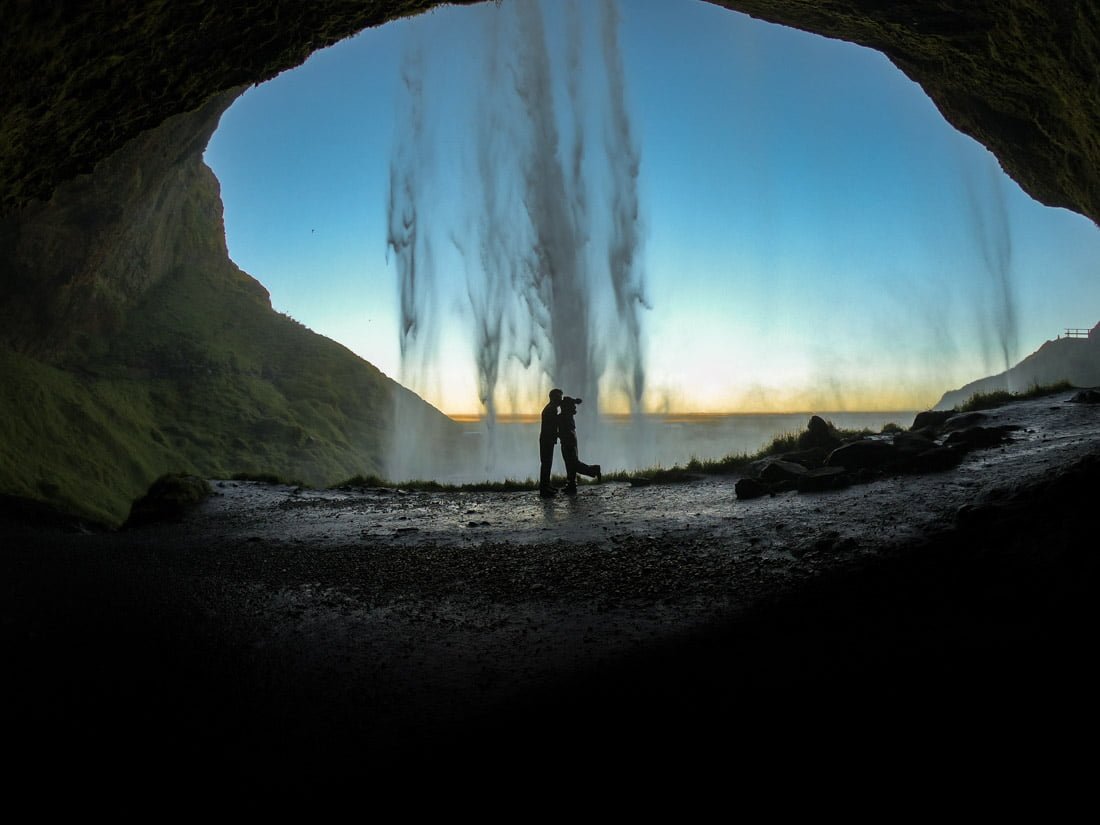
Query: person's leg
571 441 601 480
539 438 555 491
560 440 579 490
575 459 600 479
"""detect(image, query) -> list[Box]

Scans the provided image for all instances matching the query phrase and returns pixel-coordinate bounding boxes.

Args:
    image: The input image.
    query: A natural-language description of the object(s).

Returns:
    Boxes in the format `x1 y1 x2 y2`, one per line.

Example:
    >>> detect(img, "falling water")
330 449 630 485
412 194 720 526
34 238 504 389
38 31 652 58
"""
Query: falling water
387 0 649 477
385 46 440 481
965 158 1019 376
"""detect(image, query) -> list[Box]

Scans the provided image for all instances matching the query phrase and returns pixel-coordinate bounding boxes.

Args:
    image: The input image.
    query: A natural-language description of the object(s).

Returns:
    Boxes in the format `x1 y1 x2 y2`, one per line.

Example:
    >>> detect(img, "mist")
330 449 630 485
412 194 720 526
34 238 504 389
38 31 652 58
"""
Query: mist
387 0 650 479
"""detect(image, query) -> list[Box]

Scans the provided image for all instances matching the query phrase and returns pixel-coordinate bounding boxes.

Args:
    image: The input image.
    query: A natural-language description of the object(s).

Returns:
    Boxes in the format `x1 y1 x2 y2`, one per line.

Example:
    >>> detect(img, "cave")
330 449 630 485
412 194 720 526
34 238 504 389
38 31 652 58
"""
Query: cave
2 0 1098 788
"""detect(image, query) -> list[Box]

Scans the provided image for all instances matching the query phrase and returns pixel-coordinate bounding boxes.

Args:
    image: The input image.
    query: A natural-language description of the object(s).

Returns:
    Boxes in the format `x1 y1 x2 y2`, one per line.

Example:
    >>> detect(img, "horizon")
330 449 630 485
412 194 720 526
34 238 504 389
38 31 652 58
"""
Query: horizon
447 409 920 423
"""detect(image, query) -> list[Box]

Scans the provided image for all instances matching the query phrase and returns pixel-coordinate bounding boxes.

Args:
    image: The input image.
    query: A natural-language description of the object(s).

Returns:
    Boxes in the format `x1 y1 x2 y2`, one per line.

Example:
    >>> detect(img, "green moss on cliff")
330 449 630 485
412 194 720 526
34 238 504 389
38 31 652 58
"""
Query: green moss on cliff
0 348 172 524
0 158 456 527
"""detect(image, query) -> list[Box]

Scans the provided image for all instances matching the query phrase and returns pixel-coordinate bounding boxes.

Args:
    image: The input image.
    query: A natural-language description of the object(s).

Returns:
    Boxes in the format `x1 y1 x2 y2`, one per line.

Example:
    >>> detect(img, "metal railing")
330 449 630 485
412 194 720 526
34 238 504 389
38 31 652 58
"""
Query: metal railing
1064 328 1091 338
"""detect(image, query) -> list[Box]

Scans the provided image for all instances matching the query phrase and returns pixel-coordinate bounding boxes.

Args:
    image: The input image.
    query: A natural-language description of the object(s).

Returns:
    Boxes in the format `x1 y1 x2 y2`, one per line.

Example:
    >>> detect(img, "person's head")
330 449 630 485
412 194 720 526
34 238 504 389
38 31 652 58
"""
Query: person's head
549 388 563 404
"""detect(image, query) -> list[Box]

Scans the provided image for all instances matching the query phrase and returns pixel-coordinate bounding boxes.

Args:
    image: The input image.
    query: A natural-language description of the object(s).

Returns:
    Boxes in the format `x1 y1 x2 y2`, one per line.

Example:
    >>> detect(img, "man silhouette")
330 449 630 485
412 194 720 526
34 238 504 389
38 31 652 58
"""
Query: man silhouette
539 388 563 497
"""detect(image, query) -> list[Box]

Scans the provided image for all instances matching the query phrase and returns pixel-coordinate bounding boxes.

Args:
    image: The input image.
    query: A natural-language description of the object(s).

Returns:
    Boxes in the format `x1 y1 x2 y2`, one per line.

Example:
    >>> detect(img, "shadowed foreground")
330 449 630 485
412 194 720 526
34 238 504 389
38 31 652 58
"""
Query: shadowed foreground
3 395 1099 788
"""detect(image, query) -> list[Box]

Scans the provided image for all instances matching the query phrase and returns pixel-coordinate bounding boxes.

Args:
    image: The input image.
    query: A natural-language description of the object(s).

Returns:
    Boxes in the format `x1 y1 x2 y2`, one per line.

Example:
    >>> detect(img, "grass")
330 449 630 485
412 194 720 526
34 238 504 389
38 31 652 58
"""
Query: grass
0 163 461 526
956 380 1075 412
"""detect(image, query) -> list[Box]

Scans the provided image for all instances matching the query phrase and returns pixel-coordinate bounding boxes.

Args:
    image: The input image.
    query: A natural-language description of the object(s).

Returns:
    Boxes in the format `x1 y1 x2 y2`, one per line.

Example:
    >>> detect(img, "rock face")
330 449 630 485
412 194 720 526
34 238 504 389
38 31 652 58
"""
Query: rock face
0 85 459 525
936 323 1100 410
0 91 243 358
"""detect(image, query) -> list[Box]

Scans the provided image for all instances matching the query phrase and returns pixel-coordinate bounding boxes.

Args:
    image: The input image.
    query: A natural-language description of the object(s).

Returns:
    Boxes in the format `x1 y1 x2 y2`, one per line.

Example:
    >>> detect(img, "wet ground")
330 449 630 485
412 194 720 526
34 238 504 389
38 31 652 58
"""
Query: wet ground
4 390 1100 786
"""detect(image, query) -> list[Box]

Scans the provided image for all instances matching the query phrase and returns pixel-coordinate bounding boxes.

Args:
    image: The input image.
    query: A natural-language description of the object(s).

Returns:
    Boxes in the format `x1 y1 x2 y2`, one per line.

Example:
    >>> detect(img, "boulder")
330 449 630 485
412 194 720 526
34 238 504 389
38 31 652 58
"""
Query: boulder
911 410 954 431
796 466 849 492
125 473 211 526
735 477 769 500
893 430 936 454
758 459 809 483
803 415 840 450
778 447 828 469
825 440 898 470
943 425 1016 451
1068 388 1100 404
942 411 988 431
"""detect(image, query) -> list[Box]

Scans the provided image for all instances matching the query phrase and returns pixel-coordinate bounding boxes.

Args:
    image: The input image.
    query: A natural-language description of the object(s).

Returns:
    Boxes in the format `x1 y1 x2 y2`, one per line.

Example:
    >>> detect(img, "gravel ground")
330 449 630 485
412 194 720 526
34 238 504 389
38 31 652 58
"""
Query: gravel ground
4 391 1099 787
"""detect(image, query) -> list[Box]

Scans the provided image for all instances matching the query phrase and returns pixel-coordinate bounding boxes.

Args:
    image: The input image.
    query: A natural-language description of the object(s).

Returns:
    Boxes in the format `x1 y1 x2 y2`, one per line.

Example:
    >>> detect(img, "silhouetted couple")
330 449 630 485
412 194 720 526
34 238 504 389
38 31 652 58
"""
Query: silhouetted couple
539 388 601 498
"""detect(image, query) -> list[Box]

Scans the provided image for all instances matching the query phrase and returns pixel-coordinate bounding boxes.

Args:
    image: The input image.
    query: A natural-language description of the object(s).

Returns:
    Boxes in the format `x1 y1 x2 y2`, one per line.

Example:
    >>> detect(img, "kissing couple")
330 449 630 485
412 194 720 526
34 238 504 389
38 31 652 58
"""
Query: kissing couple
539 388 602 498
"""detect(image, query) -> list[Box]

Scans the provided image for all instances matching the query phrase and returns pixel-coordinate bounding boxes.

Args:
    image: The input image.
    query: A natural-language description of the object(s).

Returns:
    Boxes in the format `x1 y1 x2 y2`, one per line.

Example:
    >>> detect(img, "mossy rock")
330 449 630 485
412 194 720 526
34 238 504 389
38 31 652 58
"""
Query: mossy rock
125 473 211 527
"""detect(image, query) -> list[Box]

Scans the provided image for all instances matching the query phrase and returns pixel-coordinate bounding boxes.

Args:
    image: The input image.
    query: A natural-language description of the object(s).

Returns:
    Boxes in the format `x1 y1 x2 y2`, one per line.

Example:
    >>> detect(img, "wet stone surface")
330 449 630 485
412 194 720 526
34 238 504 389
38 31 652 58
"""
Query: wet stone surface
5 390 1099 777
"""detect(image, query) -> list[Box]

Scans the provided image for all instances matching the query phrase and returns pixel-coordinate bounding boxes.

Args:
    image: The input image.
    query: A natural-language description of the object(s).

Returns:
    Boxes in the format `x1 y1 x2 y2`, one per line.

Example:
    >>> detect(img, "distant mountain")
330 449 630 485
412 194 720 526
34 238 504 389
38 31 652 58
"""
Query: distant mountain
935 322 1100 410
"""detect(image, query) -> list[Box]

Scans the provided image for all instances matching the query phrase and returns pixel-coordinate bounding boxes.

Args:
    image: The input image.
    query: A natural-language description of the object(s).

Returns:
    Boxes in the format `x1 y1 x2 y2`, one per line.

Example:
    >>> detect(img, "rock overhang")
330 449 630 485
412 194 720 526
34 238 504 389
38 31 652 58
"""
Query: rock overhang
0 0 1097 224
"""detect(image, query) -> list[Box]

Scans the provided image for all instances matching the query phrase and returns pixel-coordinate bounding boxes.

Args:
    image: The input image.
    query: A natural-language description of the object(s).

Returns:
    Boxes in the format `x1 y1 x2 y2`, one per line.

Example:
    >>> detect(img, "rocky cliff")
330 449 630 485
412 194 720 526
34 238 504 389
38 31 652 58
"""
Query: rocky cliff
0 92 457 525
935 322 1100 410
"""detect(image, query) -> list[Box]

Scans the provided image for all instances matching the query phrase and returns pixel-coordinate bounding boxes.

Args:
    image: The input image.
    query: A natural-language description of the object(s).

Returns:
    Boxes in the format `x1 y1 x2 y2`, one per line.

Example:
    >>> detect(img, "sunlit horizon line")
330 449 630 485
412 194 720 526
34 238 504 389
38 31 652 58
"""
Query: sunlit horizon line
446 409 922 423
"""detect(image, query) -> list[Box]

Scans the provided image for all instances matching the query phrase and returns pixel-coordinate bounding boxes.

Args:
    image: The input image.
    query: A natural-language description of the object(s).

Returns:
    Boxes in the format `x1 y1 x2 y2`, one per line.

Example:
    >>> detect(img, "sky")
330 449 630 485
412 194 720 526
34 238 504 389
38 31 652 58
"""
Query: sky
204 0 1100 416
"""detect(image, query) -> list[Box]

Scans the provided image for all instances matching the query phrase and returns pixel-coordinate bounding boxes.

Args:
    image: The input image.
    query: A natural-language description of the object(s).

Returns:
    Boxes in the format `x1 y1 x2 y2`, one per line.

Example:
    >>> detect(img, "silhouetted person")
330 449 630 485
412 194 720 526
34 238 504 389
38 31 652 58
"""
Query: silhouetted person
557 396 601 494
539 388 563 497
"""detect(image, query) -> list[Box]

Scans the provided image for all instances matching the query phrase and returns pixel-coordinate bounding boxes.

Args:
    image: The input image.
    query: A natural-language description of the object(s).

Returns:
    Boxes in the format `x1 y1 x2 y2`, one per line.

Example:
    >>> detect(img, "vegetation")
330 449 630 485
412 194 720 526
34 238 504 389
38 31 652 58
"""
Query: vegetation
956 380 1074 413
0 164 457 526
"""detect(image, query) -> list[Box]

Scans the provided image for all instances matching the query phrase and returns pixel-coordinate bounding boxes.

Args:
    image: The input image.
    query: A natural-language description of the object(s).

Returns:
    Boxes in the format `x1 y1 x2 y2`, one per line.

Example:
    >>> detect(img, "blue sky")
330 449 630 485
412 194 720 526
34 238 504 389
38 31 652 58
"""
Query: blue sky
205 0 1100 414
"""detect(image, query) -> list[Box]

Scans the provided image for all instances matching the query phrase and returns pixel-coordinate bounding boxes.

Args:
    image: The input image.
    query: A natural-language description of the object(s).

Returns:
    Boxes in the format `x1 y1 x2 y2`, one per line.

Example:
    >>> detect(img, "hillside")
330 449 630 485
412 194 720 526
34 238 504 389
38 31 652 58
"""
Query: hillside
0 125 458 526
935 323 1100 410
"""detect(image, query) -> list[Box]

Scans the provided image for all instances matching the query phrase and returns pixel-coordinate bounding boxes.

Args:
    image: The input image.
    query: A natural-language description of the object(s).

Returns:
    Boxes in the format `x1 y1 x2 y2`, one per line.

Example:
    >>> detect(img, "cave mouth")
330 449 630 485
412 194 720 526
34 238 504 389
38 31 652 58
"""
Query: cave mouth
3 0 1100 525
204 0 1100 426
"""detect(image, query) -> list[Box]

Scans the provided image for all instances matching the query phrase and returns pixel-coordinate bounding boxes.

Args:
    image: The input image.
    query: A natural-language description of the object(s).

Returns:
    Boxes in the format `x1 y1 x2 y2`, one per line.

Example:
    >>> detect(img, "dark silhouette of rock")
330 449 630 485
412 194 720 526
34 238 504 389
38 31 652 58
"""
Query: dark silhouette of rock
911 410 954 431
943 425 1017 451
758 459 810 483
943 412 988 431
1069 388 1100 404
825 440 898 470
796 466 849 492
125 474 211 526
778 447 828 469
735 477 769 500
893 430 936 454
803 415 840 450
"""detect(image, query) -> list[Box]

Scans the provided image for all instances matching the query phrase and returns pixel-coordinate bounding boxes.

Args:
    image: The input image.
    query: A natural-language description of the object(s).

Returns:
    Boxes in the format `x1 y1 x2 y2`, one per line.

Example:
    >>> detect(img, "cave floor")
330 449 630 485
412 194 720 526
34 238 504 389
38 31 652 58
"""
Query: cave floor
4 391 1100 787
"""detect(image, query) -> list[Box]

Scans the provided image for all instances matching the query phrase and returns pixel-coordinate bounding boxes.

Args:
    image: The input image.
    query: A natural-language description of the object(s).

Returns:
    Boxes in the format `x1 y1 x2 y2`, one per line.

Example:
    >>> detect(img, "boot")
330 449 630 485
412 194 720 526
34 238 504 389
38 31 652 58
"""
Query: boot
539 486 557 498
562 483 578 495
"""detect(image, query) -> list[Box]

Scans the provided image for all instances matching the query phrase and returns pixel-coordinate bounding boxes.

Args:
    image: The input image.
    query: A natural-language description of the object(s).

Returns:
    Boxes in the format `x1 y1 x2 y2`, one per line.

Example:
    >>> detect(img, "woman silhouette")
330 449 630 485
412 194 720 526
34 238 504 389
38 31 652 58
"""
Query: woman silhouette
556 396 601 494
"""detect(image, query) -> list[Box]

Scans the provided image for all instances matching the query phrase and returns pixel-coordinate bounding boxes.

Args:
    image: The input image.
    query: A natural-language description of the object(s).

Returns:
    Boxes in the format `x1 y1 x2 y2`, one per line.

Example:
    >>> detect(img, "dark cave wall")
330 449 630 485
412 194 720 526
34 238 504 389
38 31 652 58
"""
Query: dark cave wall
0 90 243 360
0 0 473 214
